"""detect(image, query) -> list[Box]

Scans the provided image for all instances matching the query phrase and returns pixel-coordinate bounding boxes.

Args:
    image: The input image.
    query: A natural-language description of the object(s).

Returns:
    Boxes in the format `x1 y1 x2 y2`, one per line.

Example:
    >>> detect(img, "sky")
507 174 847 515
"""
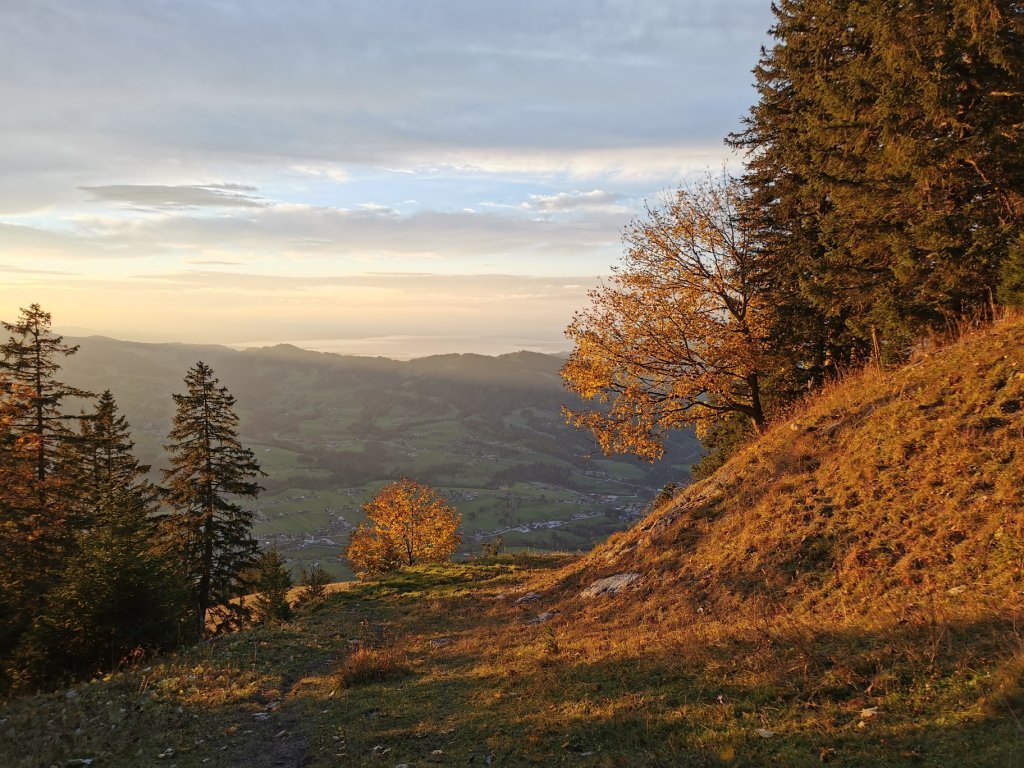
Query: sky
0 1 773 358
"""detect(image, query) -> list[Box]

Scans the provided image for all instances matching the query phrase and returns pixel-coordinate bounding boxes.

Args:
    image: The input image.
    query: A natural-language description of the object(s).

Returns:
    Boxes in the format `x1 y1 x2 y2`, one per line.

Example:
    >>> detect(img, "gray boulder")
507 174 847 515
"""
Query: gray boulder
581 572 641 598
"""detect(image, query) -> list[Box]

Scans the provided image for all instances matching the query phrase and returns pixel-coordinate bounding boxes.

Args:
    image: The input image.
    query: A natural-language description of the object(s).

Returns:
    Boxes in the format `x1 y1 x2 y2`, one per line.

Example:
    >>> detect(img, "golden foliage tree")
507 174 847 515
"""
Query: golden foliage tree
561 174 770 461
345 479 461 577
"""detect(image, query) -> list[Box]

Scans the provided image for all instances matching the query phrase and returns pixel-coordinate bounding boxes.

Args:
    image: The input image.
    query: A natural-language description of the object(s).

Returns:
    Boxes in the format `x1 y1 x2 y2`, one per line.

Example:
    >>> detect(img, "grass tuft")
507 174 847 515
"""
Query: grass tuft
335 645 410 688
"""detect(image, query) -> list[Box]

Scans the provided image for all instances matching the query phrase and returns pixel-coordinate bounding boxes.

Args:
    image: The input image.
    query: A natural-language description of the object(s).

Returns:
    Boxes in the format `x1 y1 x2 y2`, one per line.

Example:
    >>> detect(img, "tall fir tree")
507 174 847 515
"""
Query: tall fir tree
0 305 91 686
66 390 158 526
731 0 1024 367
0 304 92 492
161 362 264 638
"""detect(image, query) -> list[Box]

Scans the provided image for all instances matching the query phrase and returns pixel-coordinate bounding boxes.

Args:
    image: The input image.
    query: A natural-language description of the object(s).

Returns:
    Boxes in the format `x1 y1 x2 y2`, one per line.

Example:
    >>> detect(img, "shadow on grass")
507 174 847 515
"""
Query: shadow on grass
3 560 1023 767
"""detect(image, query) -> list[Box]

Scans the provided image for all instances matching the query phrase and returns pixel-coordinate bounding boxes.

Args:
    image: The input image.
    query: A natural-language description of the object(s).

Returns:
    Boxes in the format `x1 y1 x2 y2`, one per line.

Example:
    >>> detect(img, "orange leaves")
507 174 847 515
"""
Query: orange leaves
344 479 461 578
561 174 770 459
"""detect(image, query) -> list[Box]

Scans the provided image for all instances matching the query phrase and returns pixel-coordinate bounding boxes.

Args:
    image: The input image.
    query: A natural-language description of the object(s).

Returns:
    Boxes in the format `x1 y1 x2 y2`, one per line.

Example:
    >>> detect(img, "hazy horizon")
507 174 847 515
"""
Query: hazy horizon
56 325 572 361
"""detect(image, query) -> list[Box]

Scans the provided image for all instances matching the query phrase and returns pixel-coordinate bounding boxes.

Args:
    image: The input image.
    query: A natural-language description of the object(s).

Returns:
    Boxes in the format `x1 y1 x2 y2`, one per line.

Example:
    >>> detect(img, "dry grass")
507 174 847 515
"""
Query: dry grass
335 645 410 687
554 313 1024 618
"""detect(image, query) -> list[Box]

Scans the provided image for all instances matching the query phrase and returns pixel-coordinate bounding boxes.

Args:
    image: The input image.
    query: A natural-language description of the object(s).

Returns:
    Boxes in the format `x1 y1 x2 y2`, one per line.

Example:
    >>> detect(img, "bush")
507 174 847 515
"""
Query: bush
345 479 461 577
481 536 505 558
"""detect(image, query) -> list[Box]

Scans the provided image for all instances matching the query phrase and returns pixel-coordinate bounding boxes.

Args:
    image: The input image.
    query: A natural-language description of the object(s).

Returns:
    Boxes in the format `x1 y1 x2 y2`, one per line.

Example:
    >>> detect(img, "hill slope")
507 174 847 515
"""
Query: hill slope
3 320 1023 767
555 315 1024 614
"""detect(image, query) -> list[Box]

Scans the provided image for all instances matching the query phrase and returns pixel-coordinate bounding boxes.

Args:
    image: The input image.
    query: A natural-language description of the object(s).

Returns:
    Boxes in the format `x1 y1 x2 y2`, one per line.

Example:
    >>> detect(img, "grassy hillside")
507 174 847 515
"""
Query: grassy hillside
57 337 700 577
4 319 1023 766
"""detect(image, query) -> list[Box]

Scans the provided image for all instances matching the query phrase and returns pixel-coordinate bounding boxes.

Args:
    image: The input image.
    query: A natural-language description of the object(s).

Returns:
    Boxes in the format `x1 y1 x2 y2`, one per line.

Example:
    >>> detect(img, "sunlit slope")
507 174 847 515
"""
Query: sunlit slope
555 317 1024 616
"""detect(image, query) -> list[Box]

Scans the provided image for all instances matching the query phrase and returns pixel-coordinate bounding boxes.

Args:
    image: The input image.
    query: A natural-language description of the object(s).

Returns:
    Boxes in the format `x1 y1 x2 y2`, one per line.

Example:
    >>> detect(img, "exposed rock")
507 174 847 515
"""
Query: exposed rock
581 573 641 598
514 592 542 605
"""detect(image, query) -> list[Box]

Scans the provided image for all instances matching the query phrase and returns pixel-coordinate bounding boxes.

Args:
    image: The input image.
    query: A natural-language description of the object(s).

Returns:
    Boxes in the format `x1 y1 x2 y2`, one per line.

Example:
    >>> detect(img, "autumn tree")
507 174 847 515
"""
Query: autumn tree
345 479 461 578
161 362 264 638
561 174 771 462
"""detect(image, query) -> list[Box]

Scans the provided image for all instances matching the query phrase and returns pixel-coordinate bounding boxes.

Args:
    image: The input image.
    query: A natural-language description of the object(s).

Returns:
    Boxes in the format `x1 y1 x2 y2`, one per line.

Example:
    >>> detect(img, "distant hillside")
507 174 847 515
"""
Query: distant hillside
58 336 701 575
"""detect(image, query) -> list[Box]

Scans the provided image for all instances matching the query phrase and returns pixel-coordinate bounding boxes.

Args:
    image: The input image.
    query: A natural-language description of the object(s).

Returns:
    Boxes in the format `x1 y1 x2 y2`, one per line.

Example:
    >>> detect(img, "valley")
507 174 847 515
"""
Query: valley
59 336 701 578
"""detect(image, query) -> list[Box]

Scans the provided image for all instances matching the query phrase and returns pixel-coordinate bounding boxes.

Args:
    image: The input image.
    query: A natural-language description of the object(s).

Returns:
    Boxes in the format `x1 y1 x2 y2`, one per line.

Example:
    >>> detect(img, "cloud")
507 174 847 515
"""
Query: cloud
5 204 625 273
523 189 625 213
0 2 771 194
0 1 774 351
288 164 351 183
79 183 267 210
0 262 75 276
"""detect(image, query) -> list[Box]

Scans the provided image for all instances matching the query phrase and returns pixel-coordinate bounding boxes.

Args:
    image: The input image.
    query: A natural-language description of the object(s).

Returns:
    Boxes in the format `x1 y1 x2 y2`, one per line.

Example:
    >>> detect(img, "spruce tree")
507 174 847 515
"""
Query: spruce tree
29 493 190 683
0 305 91 686
731 0 1024 366
68 390 157 524
0 304 92 492
252 548 294 625
161 362 264 638
0 384 41 691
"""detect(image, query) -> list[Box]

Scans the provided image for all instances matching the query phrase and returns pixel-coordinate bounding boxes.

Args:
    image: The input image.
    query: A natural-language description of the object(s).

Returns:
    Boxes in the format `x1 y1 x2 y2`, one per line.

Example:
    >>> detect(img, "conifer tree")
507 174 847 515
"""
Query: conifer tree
731 0 1024 364
0 305 91 686
29 492 190 682
252 548 293 625
161 362 264 638
68 390 157 524
0 383 42 689
0 304 91 491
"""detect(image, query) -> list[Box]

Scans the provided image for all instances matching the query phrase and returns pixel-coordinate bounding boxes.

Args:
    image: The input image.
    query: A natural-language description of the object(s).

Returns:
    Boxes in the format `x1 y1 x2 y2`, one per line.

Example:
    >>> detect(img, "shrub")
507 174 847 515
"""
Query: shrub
296 565 332 610
345 479 461 577
252 549 293 625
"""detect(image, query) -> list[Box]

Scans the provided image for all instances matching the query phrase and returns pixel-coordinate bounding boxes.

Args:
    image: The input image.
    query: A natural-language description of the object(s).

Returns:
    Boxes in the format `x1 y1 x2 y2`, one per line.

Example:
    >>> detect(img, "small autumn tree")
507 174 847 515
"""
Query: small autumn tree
345 479 461 578
561 173 771 461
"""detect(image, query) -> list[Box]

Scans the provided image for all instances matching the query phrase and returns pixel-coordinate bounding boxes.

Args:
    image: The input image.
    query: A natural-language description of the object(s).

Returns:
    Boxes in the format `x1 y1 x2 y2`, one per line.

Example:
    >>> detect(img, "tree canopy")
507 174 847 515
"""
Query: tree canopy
730 0 1024 361
345 479 462 577
561 174 771 461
